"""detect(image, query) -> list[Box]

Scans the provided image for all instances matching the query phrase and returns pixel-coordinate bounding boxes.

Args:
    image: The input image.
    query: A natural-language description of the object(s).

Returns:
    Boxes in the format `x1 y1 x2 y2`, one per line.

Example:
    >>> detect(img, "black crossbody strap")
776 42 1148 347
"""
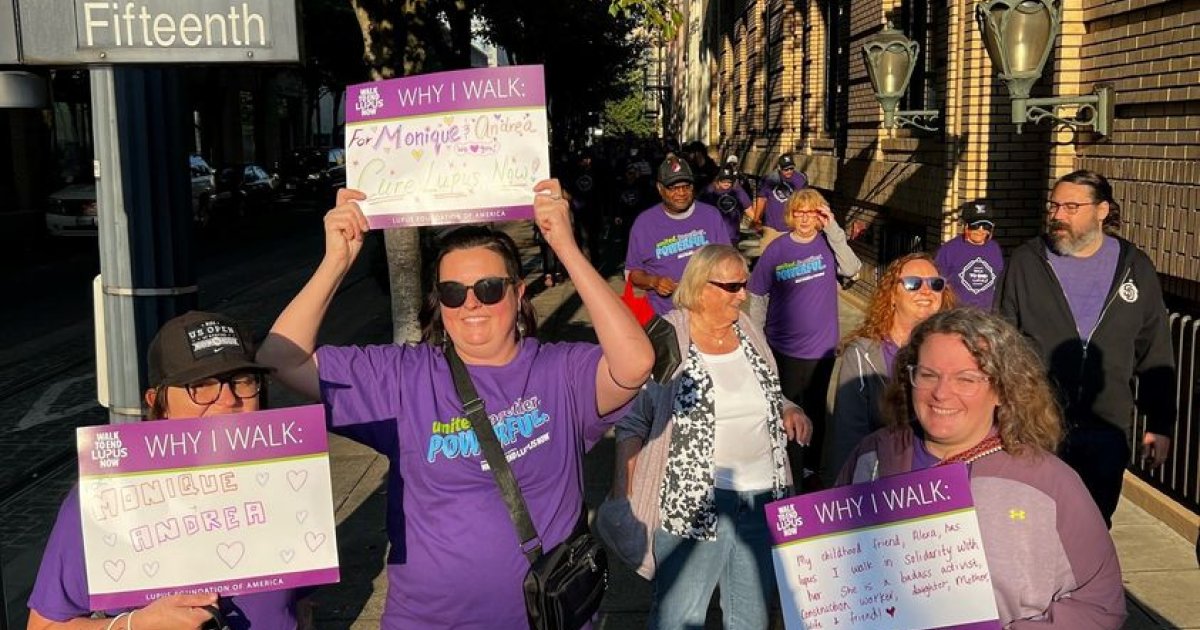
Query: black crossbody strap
445 344 543 563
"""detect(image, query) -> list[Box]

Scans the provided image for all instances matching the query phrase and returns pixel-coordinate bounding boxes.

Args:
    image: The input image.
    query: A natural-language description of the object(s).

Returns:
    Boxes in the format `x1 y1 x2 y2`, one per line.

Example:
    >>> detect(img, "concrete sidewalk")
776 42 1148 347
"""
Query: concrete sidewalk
312 221 1199 629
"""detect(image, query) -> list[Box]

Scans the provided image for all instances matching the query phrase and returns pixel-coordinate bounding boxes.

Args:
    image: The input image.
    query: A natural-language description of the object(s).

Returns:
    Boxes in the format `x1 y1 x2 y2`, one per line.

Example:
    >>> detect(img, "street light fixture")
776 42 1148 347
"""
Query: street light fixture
862 26 939 132
974 0 1113 135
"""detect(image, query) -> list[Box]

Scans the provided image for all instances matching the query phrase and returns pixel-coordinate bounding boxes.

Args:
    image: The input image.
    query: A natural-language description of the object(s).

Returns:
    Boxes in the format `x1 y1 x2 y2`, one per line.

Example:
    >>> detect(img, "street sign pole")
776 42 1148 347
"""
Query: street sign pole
91 66 198 423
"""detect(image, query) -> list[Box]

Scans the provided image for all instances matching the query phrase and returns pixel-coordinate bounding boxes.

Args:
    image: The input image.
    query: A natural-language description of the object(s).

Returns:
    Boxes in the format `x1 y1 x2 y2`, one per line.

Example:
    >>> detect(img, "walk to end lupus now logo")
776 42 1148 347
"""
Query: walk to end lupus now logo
89 430 130 469
355 87 385 117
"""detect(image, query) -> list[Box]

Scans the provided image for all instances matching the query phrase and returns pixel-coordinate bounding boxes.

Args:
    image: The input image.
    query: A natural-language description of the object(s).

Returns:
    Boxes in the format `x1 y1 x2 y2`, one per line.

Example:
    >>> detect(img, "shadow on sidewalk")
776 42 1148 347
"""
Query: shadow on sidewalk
310 482 388 628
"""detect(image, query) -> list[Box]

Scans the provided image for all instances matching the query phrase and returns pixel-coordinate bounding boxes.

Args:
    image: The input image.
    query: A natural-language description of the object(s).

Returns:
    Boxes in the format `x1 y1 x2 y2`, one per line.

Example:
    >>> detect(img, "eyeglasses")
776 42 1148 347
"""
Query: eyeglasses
184 373 262 405
436 277 513 308
898 276 946 292
707 280 748 293
1045 201 1097 215
664 182 693 193
966 221 994 231
907 365 992 397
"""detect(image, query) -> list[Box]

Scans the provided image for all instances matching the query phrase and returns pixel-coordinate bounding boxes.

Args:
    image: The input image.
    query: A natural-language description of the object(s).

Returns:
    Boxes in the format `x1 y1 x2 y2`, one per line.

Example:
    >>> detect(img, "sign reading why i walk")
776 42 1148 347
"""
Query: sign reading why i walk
15 0 299 64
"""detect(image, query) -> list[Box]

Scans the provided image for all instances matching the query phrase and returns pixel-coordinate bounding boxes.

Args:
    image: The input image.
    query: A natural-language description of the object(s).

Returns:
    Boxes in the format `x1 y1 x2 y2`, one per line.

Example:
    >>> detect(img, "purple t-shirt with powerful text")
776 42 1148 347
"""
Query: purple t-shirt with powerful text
316 339 607 629
698 184 752 242
756 172 808 232
625 202 733 315
28 487 297 630
748 234 840 359
934 237 1005 310
1047 235 1120 339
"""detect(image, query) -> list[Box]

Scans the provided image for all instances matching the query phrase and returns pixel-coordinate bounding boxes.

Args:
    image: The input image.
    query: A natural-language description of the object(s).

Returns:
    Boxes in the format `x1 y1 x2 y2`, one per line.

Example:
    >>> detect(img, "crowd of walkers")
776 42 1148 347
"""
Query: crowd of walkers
27 131 1178 629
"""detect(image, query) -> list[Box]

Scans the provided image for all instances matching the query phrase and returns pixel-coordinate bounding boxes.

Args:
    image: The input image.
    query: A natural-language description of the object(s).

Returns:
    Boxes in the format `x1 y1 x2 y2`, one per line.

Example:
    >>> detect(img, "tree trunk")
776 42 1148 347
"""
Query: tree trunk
349 0 434 343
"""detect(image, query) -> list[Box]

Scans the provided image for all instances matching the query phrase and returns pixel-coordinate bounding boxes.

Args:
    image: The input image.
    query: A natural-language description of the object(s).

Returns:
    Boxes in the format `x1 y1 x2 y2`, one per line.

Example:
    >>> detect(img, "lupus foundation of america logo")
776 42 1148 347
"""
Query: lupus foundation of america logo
356 87 384 117
89 430 130 469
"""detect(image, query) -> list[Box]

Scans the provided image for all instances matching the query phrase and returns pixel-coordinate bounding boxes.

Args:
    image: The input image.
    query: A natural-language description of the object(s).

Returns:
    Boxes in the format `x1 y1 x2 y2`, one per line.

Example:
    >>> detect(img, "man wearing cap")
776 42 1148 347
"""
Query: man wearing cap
934 200 1005 310
625 156 733 315
752 153 809 249
697 166 753 243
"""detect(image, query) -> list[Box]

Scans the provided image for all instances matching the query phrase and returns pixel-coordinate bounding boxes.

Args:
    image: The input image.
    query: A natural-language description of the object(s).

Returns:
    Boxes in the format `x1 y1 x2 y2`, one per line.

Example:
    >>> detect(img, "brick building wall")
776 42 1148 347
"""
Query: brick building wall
677 0 1200 305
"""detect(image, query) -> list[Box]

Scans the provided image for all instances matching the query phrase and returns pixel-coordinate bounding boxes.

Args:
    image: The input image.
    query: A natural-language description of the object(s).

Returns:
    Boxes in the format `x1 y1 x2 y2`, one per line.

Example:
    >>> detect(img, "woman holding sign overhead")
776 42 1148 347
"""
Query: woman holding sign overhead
256 182 653 628
28 311 302 630
836 308 1125 628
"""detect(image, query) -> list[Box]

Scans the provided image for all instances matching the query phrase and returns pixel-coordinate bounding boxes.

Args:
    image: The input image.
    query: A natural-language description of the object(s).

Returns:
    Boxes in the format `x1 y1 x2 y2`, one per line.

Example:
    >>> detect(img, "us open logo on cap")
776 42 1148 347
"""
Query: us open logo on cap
186 320 243 359
974 204 987 214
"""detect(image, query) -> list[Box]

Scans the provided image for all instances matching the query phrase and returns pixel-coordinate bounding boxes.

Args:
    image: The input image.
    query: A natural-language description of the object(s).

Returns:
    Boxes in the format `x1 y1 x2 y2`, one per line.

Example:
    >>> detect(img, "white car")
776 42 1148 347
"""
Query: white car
45 154 217 236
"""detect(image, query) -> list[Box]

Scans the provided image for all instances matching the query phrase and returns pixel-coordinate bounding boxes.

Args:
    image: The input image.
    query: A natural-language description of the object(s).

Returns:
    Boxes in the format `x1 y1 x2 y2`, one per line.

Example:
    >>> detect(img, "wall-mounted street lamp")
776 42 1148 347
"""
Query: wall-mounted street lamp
974 0 1113 135
862 26 940 132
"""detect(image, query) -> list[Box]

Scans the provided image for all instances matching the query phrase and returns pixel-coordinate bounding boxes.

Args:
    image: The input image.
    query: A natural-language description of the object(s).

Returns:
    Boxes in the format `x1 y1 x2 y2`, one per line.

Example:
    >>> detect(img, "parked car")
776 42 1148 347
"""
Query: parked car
211 163 277 217
44 180 99 237
44 153 216 236
280 147 346 203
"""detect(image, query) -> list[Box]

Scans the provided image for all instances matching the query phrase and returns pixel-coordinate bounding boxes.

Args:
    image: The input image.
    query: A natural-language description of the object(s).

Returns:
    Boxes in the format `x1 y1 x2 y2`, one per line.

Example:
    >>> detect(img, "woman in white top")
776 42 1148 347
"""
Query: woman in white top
611 244 812 629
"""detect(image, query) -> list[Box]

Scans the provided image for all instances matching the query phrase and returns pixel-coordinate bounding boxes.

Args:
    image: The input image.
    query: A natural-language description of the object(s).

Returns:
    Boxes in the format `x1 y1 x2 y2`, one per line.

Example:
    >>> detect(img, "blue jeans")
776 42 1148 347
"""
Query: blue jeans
649 488 778 630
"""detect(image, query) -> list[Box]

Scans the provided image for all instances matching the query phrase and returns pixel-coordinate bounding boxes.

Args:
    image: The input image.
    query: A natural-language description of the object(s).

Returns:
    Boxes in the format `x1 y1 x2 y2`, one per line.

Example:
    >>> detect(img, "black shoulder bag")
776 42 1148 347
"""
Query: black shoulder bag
446 345 608 630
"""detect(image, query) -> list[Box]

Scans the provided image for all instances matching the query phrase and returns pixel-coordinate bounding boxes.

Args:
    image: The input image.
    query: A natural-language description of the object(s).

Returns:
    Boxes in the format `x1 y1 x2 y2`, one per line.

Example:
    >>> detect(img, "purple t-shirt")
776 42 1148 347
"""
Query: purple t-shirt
625 202 733 315
28 486 296 629
316 339 607 629
881 338 900 379
748 234 840 359
756 172 808 232
1047 235 1120 339
698 184 751 242
934 237 1005 310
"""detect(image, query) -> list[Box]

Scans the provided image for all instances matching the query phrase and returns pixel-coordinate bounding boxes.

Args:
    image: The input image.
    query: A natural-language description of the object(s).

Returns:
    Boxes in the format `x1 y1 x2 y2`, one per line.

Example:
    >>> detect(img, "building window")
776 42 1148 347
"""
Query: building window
823 0 841 134
899 0 929 111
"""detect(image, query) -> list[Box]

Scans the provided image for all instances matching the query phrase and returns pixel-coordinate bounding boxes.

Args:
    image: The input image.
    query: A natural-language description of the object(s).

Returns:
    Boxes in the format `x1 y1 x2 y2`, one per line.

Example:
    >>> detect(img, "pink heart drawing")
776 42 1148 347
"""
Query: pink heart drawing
217 542 246 569
103 560 125 582
256 472 270 486
885 606 896 617
280 548 296 563
304 532 327 552
287 470 308 491
142 561 160 578
469 144 480 153
296 510 309 524
103 533 117 547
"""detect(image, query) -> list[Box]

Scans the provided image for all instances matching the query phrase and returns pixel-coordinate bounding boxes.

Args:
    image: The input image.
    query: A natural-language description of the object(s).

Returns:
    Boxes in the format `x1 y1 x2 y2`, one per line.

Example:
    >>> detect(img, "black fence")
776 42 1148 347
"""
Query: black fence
1131 310 1200 514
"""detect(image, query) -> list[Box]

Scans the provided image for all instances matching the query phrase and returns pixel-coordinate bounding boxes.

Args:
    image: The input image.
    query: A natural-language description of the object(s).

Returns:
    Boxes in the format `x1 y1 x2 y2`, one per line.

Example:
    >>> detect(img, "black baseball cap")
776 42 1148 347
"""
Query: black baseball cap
717 167 737 182
778 154 796 170
962 200 994 225
147 311 269 387
657 156 694 186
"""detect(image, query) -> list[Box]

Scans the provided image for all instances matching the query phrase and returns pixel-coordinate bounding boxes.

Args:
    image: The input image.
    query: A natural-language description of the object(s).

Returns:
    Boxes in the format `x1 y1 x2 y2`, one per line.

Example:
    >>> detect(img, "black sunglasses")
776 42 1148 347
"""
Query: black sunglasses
899 276 946 292
966 221 994 231
437 277 513 308
708 280 748 293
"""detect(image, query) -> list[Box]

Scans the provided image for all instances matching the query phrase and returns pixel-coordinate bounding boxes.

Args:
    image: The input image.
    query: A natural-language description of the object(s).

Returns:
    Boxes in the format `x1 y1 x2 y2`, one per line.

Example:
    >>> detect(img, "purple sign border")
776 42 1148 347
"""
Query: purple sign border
766 464 974 545
77 405 328 476
346 65 546 123
90 567 340 610
365 204 534 229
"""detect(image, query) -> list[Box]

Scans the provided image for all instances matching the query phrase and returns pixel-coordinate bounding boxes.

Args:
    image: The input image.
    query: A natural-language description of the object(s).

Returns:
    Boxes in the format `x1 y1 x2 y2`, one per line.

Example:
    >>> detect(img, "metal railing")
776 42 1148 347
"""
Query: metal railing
1130 311 1200 514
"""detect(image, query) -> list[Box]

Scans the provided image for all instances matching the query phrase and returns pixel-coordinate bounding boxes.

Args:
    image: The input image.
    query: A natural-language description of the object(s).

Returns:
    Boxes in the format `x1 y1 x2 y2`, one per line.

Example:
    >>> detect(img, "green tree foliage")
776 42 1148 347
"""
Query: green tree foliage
602 91 656 138
608 0 683 40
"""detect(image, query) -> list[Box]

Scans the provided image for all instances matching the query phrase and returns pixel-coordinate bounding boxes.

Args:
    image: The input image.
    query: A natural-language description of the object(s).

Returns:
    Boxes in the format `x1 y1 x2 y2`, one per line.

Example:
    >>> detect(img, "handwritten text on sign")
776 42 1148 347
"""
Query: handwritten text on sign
345 65 550 229
766 465 1000 630
78 405 339 609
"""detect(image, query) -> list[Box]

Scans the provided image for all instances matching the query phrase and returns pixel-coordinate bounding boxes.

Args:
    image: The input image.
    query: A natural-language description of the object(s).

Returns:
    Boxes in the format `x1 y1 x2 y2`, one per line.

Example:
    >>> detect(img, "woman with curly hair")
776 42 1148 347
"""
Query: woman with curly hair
821 252 955 484
835 308 1125 628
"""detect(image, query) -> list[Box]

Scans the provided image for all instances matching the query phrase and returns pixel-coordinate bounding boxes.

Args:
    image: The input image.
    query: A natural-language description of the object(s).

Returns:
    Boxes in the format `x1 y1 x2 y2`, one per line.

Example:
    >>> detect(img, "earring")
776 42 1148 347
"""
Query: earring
517 320 527 338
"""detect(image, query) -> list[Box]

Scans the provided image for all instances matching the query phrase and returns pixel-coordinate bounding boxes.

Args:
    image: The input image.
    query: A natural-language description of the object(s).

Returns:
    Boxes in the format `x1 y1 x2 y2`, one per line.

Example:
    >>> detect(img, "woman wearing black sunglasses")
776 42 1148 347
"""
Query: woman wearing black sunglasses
604 244 812 629
822 252 956 485
256 181 653 628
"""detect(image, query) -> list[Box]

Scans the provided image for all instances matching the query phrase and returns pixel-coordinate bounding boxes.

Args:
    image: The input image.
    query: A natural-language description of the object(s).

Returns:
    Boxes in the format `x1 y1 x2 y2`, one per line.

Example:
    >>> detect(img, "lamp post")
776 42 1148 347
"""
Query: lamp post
975 0 1113 134
862 26 939 131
